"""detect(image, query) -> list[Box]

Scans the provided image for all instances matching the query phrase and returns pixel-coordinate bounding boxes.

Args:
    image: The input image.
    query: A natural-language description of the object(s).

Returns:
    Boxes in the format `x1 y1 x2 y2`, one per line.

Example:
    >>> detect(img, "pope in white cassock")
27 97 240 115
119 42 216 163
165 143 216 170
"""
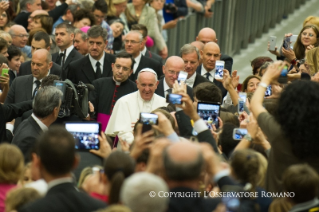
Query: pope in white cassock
105 68 167 144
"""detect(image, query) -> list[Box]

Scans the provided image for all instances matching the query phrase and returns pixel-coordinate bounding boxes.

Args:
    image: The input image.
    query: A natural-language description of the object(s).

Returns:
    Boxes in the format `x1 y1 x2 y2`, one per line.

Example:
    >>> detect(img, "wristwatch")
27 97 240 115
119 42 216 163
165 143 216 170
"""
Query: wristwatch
244 133 253 142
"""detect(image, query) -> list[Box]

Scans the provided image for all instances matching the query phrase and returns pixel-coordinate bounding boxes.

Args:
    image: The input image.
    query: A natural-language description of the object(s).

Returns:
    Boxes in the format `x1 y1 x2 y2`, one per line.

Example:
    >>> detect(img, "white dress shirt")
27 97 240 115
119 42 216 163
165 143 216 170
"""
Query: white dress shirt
201 64 216 82
133 53 142 74
163 78 171 97
186 72 197 88
59 45 74 63
141 46 147 56
89 53 105 74
32 72 49 95
31 113 48 131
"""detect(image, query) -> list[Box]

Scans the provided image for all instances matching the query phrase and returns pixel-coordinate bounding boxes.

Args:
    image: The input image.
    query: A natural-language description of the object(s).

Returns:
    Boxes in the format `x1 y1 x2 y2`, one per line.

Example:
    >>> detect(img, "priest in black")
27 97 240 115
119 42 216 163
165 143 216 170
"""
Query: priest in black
90 51 137 131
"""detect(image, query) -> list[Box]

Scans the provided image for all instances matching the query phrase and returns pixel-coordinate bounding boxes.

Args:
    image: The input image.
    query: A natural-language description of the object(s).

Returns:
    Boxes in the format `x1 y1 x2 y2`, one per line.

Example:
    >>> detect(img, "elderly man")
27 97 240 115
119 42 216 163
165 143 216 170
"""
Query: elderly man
106 68 167 144
196 27 233 73
155 56 193 99
74 29 89 55
9 25 32 58
196 42 228 97
124 30 162 81
67 25 115 84
180 44 209 88
90 51 137 131
12 86 62 160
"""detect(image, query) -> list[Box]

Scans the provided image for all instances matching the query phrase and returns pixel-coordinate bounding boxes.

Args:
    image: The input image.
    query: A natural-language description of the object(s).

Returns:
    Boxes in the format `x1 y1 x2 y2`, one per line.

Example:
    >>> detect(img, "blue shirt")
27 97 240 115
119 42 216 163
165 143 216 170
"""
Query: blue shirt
20 45 32 58
163 0 175 22
101 20 114 50
52 16 65 34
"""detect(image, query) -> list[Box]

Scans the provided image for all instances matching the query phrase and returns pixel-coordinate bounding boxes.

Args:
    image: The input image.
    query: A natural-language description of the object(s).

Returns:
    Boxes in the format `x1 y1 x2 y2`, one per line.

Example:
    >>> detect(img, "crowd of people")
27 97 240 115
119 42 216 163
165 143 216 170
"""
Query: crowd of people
0 0 319 211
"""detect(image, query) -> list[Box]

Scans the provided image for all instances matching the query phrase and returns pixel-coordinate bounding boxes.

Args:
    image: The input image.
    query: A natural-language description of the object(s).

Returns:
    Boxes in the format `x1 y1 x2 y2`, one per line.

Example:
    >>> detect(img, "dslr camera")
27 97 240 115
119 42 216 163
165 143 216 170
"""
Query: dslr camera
164 3 177 13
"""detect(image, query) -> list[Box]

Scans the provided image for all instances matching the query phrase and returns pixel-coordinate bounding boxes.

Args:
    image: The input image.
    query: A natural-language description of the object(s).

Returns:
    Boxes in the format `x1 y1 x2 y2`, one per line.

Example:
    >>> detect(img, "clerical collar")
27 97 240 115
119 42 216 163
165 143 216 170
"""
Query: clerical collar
141 46 147 56
113 77 121 85
59 45 74 62
186 72 196 87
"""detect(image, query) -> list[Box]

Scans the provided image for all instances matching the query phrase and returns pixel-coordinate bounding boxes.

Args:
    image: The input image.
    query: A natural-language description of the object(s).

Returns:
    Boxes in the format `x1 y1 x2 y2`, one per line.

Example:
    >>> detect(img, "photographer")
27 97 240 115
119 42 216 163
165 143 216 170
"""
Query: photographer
163 0 188 23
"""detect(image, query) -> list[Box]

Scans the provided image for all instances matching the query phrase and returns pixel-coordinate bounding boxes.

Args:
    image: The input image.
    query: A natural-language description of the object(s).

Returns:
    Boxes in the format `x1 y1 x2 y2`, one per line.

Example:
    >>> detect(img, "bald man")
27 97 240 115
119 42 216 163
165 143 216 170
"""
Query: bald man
195 42 228 97
196 27 233 75
155 56 193 100
9 25 32 58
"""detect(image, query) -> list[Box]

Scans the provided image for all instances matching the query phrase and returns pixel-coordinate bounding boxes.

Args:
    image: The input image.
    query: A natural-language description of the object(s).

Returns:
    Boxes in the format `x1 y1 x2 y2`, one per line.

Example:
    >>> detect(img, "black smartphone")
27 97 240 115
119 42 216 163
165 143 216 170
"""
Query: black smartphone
278 65 288 84
197 102 221 129
139 113 158 133
65 122 101 150
166 93 182 104
264 85 272 97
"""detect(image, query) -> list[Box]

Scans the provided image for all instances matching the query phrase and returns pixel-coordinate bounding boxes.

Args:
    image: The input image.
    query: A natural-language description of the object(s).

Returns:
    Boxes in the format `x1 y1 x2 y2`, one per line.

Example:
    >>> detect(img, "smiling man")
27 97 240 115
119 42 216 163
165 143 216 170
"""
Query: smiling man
105 68 167 145
90 51 137 131
67 25 115 84
9 25 32 58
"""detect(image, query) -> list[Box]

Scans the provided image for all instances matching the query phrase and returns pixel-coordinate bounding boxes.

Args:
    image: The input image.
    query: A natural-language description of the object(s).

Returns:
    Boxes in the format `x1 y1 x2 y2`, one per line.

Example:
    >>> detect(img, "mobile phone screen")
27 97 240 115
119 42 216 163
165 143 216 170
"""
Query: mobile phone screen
177 71 188 84
238 92 247 103
65 122 101 150
215 61 224 80
238 100 244 114
264 85 272 97
166 93 182 104
233 128 248 140
197 102 220 129
140 113 158 133
283 37 290 50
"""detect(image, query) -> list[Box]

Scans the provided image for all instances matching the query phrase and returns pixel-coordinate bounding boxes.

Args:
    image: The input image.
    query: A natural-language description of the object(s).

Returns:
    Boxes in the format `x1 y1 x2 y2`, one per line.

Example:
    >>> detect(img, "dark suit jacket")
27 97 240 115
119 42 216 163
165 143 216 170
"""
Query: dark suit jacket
19 61 62 77
67 53 115 84
130 55 163 81
0 100 33 143
20 182 107 212
5 75 34 104
155 78 194 100
195 65 227 98
193 73 210 88
144 50 163 65
221 53 233 74
12 116 43 161
8 70 16 86
52 47 83 80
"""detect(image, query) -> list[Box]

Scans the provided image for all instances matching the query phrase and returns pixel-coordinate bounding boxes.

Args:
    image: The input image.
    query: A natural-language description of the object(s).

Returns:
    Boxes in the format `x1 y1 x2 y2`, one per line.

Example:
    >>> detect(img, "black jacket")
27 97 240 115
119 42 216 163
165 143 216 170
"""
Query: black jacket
155 78 194 100
130 55 163 81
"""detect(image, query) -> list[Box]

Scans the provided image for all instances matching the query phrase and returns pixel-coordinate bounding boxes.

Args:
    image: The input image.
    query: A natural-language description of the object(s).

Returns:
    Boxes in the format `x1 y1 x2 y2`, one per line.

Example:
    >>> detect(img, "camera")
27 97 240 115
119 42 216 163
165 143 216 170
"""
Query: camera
53 80 92 119
164 3 177 13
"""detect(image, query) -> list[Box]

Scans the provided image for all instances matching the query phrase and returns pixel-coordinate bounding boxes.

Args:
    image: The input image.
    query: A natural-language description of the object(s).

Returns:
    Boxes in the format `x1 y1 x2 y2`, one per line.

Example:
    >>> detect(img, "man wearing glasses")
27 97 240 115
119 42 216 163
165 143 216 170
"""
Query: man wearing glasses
9 25 31 58
90 51 137 131
124 30 162 81
67 25 115 84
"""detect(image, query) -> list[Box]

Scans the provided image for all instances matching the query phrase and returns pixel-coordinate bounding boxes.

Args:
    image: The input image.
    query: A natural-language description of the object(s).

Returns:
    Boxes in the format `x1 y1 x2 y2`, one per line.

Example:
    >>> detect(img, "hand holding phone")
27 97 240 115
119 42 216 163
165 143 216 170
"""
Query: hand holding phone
269 36 276 51
139 113 158 133
166 93 182 104
1 68 8 77
238 99 244 114
264 85 272 97
177 71 188 84
283 37 291 50
197 102 221 129
215 61 224 80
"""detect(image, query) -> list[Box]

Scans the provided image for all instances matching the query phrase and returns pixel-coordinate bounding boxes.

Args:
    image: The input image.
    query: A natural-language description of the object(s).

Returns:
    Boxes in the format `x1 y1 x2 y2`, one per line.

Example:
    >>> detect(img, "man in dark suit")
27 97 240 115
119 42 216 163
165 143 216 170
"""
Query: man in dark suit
180 44 210 88
19 31 62 77
19 126 107 212
196 42 229 98
53 23 83 80
196 27 233 73
155 56 193 100
124 31 162 81
131 24 163 65
67 25 115 84
12 86 62 161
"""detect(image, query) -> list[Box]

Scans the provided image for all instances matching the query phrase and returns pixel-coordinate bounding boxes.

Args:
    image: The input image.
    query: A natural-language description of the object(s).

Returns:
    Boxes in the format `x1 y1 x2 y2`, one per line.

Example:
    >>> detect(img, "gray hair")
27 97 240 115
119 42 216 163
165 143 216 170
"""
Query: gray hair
20 0 35 10
74 29 88 41
33 86 63 118
56 23 75 34
180 44 200 60
128 30 143 42
137 68 158 82
163 147 204 181
87 25 108 42
120 172 169 212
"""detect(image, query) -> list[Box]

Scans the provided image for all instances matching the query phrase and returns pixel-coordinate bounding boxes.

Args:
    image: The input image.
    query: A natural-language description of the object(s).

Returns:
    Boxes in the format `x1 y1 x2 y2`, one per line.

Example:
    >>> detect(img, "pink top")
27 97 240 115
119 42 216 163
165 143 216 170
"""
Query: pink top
0 184 16 212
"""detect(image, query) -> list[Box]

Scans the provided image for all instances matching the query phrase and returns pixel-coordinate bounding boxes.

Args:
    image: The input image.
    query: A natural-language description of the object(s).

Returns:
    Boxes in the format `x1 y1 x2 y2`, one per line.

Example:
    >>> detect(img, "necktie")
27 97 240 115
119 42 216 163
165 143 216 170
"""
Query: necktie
205 72 211 80
33 80 41 99
96 61 102 79
167 88 172 95
56 53 64 67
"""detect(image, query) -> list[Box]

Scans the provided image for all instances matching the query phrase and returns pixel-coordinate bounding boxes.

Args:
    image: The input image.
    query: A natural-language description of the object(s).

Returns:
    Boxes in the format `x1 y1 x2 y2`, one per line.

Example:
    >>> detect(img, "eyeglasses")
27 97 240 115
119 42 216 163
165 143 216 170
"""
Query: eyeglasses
114 64 130 71
12 34 29 38
124 40 141 44
167 70 180 76
302 32 315 37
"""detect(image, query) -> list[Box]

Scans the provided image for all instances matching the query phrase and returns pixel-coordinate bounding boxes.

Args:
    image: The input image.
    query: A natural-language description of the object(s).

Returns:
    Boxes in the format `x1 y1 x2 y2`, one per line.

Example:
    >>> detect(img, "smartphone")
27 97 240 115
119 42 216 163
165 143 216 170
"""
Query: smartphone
166 93 182 104
197 102 221 129
215 60 224 80
233 128 248 140
264 85 272 97
139 112 158 133
238 99 244 114
278 65 288 84
238 92 247 103
1 68 8 76
65 122 101 150
269 36 276 51
283 37 290 50
177 71 188 84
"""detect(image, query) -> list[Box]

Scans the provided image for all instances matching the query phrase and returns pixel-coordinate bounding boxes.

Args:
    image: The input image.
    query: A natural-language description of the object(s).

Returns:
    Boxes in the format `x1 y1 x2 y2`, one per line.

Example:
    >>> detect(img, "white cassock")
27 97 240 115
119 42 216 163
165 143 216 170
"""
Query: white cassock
105 91 167 144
